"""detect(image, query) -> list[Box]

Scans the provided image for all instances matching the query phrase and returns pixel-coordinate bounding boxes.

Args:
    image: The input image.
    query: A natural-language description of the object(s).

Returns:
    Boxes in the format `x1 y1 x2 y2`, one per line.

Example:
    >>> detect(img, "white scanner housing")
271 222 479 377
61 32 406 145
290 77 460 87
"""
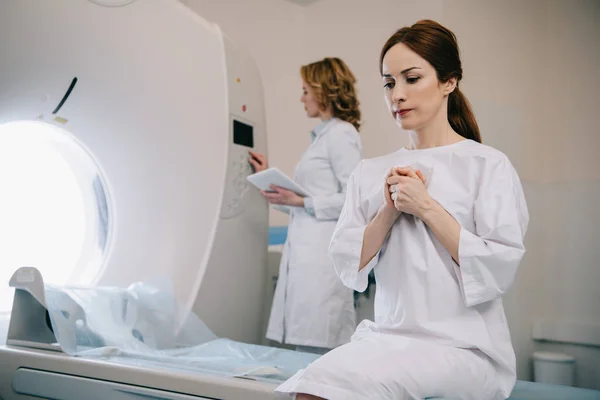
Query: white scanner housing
0 0 269 345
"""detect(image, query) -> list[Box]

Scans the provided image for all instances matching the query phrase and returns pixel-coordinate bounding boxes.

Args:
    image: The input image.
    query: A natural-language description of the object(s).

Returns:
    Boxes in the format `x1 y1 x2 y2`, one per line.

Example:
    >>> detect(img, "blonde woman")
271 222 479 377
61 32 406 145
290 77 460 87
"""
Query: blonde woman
249 57 362 355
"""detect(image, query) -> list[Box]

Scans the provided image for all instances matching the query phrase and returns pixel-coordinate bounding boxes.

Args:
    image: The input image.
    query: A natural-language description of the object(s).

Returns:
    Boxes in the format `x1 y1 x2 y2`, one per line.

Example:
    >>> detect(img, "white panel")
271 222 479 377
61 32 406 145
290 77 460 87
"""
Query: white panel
13 369 213 400
0 346 279 400
192 33 269 344
533 319 600 348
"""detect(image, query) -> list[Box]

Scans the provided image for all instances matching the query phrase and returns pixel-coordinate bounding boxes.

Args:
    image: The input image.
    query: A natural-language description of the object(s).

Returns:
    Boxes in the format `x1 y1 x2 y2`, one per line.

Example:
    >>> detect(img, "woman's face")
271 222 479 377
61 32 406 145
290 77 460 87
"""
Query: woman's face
381 42 455 131
300 81 322 118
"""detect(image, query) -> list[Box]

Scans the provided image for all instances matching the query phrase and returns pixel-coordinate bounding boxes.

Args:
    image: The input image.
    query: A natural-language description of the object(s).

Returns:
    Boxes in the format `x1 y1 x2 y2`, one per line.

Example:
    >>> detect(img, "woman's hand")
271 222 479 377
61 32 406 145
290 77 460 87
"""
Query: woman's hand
261 185 304 207
387 167 431 219
249 150 268 173
382 167 403 217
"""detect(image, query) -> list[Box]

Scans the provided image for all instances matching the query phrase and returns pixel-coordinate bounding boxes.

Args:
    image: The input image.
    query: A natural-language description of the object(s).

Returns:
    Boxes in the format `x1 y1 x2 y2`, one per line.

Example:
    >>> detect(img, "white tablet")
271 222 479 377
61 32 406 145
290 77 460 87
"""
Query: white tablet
247 167 311 197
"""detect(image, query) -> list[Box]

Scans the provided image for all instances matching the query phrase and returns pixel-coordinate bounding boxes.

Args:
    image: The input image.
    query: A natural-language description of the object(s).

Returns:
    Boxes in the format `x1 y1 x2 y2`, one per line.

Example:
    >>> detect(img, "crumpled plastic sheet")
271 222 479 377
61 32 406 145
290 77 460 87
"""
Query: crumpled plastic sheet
43 281 318 382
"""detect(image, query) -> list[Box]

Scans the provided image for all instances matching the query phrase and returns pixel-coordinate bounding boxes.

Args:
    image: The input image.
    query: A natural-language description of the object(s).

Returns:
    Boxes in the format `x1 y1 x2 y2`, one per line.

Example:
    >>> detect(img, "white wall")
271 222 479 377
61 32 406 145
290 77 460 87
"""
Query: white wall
183 0 600 389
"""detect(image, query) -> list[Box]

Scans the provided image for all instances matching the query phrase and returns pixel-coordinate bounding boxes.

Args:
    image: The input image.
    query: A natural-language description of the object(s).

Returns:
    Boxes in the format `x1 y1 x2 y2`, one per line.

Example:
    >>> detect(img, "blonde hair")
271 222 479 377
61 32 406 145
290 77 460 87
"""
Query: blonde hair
300 57 362 131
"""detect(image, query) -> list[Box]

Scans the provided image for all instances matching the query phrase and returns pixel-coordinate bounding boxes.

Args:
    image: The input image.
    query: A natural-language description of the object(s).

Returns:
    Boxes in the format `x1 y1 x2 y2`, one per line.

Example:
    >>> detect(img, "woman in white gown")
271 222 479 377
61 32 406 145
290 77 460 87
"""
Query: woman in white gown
276 20 529 400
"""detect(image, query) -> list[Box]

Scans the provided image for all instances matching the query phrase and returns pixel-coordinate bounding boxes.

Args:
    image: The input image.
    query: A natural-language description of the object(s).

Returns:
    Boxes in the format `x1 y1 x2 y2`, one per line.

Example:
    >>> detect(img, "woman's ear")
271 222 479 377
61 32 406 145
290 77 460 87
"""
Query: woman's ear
443 77 457 95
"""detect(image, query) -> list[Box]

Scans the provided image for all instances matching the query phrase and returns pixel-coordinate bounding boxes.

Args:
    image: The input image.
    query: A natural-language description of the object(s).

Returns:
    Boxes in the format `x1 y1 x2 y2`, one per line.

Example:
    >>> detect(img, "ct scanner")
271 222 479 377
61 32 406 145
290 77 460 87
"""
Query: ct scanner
0 0 307 398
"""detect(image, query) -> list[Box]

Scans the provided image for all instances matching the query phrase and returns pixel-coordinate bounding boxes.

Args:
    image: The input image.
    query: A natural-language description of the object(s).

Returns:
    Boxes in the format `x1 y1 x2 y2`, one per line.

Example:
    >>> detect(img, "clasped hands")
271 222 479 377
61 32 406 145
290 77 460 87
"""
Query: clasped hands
384 166 433 220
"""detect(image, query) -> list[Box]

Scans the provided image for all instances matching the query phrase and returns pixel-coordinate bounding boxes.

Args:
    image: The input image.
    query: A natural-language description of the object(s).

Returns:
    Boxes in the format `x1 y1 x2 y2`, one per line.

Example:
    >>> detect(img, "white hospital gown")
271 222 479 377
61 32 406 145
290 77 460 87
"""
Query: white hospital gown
276 139 529 400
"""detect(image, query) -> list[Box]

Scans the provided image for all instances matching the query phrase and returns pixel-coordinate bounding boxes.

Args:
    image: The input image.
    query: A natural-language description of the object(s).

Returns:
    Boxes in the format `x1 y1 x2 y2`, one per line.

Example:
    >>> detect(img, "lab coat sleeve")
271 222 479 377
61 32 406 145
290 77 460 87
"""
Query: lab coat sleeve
456 157 529 307
272 205 291 215
328 161 378 292
308 126 362 221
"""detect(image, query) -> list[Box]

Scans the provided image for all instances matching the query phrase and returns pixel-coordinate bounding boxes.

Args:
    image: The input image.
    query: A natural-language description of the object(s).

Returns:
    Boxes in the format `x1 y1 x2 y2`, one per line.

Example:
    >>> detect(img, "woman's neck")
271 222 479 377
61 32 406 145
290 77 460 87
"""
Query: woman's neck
407 118 463 150
319 109 333 121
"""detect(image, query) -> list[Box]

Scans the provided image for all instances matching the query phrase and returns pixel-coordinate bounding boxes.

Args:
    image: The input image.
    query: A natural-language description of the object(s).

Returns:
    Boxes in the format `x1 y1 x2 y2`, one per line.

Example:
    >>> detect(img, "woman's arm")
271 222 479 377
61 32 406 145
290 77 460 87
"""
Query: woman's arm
421 202 461 264
359 205 400 270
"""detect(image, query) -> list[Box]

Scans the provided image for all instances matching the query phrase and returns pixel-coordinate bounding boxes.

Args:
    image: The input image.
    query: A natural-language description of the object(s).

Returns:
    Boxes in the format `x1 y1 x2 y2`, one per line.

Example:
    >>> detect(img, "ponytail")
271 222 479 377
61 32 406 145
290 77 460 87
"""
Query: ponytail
448 87 481 143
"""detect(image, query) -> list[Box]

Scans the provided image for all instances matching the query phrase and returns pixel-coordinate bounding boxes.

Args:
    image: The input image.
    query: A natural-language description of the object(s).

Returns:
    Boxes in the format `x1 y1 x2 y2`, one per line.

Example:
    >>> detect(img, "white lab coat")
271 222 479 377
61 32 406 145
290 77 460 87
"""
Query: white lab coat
266 118 361 349
276 139 529 399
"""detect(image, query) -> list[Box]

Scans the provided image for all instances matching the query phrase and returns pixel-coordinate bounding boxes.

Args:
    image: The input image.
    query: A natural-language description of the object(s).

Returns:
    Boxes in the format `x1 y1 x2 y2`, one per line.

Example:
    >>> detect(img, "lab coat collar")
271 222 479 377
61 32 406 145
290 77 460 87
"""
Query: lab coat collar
310 118 334 141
